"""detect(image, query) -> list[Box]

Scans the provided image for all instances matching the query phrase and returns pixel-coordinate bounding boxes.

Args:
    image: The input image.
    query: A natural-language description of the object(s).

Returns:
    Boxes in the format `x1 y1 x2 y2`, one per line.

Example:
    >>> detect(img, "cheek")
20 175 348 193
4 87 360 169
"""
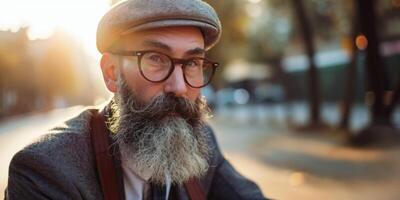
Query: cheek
120 64 140 90
187 88 201 101
121 67 163 102
120 63 144 91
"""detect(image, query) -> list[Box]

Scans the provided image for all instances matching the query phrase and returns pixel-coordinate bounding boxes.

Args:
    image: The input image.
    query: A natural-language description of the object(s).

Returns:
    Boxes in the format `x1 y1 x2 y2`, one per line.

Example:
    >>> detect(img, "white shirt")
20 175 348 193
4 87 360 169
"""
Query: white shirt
121 160 171 200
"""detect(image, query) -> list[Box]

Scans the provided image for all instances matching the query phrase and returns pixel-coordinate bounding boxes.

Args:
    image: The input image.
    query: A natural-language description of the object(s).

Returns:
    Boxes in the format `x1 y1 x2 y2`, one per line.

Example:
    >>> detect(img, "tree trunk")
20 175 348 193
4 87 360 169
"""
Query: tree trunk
386 80 400 118
291 0 321 126
340 44 358 129
351 0 400 147
340 12 359 130
357 0 388 124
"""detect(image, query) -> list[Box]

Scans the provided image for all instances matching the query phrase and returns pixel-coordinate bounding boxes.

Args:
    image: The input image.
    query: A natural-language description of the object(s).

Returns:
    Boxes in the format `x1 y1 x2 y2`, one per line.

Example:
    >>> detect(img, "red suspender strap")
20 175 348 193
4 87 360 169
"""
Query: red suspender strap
184 177 206 200
90 110 123 200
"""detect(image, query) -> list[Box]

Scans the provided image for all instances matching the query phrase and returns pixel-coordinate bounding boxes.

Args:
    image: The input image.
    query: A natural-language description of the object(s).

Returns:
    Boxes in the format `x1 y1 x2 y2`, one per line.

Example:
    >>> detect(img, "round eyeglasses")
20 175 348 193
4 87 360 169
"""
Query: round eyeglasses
113 50 219 88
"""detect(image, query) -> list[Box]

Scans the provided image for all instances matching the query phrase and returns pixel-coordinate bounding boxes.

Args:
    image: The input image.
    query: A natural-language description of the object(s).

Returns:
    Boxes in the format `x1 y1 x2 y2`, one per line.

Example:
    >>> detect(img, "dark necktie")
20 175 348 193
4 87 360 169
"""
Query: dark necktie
147 183 167 200
152 185 167 200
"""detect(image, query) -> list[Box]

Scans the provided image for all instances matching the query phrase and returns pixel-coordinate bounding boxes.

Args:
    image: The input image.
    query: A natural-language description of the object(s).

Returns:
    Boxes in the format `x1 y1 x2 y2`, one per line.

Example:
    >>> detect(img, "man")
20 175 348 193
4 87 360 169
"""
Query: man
6 0 267 199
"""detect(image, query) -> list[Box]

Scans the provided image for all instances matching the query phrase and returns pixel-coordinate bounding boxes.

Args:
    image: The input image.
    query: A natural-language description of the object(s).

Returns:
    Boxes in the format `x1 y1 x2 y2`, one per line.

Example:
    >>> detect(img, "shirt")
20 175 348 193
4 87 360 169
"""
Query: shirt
121 160 171 200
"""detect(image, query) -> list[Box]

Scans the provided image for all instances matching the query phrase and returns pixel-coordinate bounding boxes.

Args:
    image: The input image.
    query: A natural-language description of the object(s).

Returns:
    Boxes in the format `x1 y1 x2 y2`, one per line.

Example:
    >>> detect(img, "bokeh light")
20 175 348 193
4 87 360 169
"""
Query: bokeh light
356 34 368 50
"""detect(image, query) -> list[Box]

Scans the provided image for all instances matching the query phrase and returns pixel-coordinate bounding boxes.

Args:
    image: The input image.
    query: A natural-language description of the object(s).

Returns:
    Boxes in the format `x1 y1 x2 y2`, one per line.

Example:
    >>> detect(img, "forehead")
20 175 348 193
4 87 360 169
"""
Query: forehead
115 26 205 52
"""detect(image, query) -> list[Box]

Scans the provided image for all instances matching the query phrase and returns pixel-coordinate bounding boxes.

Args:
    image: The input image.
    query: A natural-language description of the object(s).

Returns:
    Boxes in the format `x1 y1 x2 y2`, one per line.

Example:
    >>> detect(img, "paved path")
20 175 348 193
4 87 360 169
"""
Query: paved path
209 115 400 200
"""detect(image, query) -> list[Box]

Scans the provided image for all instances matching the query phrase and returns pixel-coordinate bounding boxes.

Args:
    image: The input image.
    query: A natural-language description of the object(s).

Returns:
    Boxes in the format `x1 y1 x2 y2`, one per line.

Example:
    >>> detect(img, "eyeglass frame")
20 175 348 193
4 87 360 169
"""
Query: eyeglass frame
111 50 220 88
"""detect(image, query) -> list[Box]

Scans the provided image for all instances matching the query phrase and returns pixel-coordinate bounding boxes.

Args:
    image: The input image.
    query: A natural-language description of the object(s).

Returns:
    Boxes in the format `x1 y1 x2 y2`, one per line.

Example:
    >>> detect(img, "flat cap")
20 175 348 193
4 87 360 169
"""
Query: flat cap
96 0 222 53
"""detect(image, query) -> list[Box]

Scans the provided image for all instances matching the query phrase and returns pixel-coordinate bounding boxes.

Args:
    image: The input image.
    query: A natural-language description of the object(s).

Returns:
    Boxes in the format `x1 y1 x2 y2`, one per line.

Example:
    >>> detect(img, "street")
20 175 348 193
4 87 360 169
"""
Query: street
1 105 400 200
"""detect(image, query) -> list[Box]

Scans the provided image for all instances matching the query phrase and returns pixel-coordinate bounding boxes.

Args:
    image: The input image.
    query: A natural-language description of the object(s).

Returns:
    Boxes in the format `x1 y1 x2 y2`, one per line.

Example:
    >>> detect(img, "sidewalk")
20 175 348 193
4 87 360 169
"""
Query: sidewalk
209 113 400 200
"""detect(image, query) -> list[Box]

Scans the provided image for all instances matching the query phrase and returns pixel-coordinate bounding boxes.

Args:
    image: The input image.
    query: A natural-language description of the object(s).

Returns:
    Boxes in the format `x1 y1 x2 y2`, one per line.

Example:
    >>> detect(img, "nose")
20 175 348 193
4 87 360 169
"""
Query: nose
164 65 188 97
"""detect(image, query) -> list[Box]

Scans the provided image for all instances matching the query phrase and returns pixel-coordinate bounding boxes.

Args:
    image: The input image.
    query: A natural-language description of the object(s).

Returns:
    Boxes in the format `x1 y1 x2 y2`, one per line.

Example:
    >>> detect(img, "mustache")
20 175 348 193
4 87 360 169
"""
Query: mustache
121 92 203 122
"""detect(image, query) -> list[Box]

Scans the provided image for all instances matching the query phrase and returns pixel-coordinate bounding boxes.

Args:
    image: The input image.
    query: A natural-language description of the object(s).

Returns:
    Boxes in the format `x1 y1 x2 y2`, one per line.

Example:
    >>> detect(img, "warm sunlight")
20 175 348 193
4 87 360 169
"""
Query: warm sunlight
0 0 110 58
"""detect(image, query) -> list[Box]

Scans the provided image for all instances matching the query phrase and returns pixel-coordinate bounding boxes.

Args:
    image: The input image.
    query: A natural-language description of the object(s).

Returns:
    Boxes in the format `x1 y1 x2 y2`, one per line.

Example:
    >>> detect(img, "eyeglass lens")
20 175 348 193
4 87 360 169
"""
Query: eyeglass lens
139 52 214 88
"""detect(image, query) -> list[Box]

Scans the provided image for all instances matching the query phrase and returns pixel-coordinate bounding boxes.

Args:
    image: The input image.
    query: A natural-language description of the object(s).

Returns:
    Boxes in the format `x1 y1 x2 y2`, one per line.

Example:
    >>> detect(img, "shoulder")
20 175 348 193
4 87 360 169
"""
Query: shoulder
12 109 94 168
7 109 101 199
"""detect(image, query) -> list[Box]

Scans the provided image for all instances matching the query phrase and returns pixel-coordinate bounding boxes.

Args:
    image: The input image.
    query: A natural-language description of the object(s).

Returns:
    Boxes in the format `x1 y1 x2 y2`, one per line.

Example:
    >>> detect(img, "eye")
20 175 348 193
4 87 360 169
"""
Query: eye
186 59 202 68
146 52 169 64
149 55 163 63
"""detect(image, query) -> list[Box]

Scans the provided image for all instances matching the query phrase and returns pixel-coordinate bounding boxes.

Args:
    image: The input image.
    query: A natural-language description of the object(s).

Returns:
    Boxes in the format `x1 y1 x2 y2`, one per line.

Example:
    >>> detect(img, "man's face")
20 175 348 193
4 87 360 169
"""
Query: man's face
102 26 205 103
101 26 211 185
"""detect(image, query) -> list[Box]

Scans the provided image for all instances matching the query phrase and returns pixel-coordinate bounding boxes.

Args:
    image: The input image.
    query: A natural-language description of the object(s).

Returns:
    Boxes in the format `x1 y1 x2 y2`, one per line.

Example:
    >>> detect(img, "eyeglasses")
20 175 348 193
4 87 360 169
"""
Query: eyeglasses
112 50 219 88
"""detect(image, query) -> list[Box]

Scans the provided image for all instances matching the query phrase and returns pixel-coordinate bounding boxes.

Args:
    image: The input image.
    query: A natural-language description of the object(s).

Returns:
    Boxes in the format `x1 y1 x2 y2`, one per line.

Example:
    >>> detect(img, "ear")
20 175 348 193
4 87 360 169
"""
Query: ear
100 53 118 93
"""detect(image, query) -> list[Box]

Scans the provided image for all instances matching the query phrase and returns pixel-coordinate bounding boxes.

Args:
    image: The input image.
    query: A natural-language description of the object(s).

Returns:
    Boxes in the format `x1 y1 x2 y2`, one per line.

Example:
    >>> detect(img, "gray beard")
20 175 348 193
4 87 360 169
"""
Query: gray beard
109 74 211 185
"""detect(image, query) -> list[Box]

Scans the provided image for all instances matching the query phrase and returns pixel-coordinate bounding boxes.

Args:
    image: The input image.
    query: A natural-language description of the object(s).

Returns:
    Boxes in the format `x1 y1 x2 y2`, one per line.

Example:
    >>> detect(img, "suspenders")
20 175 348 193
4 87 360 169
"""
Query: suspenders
89 109 205 200
90 110 124 200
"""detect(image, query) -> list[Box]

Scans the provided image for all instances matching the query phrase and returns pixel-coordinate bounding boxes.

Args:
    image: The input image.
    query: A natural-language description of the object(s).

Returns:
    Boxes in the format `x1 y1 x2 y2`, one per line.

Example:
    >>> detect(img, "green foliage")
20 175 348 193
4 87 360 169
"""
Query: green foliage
204 0 249 64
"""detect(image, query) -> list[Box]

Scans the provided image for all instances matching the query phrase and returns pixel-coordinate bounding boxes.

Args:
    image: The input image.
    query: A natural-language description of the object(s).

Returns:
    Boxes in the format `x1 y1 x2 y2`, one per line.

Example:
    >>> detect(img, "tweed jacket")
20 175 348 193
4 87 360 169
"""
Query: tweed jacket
5 108 266 200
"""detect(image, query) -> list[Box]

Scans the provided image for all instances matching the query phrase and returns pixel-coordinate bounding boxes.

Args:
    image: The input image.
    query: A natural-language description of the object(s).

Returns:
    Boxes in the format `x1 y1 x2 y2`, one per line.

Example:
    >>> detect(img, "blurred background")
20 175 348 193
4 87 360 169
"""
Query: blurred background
1 0 400 199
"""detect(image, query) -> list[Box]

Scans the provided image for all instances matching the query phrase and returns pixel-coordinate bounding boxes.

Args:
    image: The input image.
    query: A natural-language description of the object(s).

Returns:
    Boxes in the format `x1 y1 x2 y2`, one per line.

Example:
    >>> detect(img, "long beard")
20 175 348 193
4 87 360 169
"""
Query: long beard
109 74 211 185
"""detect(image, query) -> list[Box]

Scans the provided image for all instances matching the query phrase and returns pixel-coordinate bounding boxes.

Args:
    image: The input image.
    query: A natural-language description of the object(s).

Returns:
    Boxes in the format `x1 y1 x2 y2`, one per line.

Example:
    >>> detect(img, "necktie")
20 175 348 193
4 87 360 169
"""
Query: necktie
151 183 168 200
143 182 152 200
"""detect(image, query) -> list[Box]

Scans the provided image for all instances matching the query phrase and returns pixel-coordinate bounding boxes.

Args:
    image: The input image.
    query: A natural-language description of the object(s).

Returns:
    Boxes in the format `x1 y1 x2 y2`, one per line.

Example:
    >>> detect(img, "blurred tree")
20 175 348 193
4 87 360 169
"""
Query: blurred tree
0 28 33 116
378 0 400 122
339 0 358 130
36 31 78 110
351 0 400 146
379 0 400 40
246 0 294 113
291 0 323 128
248 0 291 62
204 0 250 88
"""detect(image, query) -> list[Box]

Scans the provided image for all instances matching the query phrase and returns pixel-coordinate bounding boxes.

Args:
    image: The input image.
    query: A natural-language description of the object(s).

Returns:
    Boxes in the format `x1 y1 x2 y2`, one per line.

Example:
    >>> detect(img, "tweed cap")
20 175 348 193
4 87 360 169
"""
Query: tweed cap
96 0 222 53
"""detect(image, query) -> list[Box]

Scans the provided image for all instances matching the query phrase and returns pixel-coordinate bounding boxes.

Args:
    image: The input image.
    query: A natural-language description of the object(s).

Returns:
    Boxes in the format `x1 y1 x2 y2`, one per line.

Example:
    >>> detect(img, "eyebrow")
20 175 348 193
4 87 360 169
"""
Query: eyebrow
142 40 172 52
141 40 206 57
185 48 206 57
